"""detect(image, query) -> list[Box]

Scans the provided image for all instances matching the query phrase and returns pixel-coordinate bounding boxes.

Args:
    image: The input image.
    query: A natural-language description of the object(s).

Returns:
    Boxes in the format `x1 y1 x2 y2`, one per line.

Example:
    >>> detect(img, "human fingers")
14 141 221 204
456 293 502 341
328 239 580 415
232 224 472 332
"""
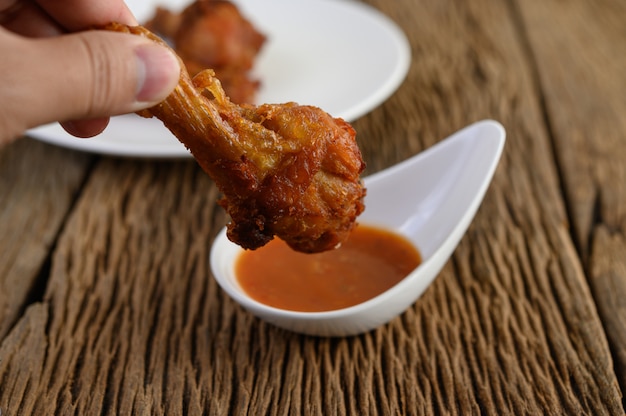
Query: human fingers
0 28 180 143
35 0 137 30
1 0 62 37
1 0 136 37
60 117 110 138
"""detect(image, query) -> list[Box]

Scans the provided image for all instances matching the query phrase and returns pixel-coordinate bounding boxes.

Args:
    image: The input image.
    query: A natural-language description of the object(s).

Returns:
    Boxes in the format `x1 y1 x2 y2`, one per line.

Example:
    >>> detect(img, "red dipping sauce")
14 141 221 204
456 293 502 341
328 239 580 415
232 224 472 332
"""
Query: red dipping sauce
235 224 421 312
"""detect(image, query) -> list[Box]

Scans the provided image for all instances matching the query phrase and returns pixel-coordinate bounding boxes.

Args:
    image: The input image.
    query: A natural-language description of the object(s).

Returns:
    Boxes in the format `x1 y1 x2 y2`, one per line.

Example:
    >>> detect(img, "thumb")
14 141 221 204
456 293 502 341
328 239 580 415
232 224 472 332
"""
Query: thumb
1 29 180 141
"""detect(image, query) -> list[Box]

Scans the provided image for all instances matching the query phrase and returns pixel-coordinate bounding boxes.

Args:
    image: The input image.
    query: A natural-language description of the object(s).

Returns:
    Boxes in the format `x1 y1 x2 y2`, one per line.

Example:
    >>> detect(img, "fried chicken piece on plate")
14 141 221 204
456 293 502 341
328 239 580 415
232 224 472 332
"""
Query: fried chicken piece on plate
105 23 366 253
145 0 265 104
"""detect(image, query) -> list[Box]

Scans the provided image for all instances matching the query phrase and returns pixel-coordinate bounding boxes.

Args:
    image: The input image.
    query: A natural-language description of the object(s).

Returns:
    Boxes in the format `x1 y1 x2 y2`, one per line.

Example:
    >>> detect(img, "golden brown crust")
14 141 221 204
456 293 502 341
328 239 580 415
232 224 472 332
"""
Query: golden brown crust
104 23 366 253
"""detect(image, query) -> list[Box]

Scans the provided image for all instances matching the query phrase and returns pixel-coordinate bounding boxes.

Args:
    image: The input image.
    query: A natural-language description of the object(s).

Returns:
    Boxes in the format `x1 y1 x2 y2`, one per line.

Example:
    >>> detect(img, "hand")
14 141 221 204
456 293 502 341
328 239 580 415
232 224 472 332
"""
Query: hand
0 0 180 144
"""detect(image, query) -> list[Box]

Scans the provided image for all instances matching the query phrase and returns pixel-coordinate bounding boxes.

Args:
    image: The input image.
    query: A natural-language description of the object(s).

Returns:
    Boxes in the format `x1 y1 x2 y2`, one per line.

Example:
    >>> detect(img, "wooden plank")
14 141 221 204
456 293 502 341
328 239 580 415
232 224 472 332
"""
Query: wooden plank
0 138 92 339
1 157 228 415
0 0 623 414
515 0 626 391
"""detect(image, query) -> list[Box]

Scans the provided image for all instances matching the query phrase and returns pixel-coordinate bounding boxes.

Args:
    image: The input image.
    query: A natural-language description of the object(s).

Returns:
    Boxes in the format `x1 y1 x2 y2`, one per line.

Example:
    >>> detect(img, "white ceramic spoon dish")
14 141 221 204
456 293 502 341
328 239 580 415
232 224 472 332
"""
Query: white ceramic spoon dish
211 119 506 336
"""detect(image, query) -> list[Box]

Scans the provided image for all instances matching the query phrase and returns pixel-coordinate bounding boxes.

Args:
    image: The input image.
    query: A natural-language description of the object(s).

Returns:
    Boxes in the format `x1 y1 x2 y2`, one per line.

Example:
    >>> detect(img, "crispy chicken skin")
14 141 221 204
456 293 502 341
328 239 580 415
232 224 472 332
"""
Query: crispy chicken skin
105 23 366 253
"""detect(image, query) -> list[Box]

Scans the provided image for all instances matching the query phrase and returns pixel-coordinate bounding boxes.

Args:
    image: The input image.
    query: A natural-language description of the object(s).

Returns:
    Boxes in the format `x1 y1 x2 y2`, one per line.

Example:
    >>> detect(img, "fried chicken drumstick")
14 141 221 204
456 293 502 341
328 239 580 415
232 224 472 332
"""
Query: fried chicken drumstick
106 23 366 253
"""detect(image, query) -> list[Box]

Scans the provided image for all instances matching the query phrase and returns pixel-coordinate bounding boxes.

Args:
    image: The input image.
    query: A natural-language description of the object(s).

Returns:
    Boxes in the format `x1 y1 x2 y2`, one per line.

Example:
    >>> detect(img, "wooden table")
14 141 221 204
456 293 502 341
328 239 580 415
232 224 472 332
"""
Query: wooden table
1 0 625 414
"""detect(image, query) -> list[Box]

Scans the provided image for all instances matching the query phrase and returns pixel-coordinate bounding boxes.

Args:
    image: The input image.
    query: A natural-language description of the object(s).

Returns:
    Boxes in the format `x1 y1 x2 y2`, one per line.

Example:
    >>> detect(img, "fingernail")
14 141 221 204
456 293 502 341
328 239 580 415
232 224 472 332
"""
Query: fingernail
134 43 180 103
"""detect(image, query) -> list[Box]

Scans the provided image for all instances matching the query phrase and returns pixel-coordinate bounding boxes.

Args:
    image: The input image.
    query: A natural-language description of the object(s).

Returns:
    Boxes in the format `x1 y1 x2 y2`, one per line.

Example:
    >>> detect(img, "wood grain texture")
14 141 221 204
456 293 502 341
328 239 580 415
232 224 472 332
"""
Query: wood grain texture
515 0 626 394
0 138 91 339
0 0 624 414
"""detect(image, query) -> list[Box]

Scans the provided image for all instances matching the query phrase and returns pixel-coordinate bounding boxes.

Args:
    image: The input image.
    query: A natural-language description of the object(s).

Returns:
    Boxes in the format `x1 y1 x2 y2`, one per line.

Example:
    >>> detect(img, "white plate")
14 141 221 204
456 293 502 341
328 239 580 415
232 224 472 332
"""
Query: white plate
27 0 411 158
